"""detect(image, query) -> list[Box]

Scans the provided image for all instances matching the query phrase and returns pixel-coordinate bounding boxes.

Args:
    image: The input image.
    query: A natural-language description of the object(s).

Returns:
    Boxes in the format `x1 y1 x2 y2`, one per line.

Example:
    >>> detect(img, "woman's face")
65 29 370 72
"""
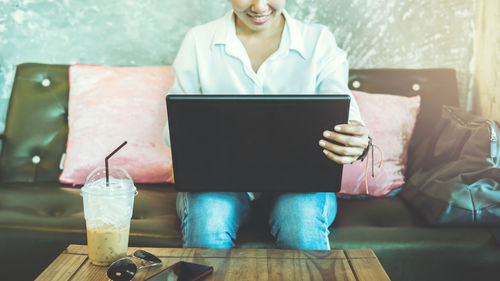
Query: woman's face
231 0 286 34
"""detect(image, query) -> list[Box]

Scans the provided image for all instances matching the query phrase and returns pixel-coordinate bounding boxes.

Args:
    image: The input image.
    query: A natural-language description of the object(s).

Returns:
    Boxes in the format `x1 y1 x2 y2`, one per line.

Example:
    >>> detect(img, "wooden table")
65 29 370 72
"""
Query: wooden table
36 244 391 281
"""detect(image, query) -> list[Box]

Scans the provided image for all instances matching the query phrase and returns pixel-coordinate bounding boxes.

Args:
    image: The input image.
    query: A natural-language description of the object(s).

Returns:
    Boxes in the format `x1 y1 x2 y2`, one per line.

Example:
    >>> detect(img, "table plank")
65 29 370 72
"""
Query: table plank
345 249 391 281
344 249 376 259
35 253 87 281
70 259 109 281
332 259 357 281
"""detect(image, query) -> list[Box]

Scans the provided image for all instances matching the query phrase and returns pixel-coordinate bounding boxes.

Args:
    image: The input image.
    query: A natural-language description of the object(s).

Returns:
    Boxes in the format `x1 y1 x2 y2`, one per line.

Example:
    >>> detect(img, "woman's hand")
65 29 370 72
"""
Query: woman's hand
318 120 370 164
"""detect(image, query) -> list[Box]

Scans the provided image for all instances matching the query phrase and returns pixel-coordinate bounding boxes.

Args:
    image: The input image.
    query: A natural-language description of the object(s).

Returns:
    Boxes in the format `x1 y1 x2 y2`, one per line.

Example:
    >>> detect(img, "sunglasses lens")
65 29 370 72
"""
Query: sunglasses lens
107 259 137 281
134 250 162 263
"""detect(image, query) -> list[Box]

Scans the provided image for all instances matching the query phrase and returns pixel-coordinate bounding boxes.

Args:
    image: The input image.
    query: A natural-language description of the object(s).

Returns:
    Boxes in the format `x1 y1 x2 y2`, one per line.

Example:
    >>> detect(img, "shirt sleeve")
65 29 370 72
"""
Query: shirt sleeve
315 30 364 125
165 29 202 146
169 29 201 94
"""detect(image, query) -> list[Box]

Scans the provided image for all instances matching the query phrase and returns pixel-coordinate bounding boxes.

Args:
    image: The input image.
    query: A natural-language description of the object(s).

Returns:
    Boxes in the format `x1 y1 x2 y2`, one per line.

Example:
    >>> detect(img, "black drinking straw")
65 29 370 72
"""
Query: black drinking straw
105 141 128 187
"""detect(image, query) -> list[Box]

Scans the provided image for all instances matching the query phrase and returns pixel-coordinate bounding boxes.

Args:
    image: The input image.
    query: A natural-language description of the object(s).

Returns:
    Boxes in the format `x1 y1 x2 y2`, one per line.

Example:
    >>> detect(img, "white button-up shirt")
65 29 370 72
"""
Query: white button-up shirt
168 10 363 200
169 10 363 123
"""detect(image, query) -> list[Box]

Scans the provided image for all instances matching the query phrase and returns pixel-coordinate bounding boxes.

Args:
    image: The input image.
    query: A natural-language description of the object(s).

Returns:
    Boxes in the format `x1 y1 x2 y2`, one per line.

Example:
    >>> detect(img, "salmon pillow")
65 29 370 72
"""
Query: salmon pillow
338 91 421 197
59 64 174 185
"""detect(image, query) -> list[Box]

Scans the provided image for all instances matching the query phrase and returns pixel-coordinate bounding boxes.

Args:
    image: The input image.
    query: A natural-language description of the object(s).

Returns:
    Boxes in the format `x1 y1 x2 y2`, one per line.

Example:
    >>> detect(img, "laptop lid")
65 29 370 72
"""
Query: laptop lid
166 95 350 192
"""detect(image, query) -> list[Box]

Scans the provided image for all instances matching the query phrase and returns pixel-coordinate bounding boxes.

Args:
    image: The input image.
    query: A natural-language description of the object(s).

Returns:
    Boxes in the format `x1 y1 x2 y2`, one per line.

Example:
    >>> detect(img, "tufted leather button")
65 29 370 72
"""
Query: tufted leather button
32 155 41 164
352 80 361 89
41 79 51 87
412 83 421 92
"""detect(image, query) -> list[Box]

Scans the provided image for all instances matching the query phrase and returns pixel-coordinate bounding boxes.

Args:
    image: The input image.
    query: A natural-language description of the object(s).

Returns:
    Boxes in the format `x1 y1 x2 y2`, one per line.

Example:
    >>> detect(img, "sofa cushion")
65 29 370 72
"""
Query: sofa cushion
339 91 420 197
0 183 180 243
59 64 175 185
0 183 424 247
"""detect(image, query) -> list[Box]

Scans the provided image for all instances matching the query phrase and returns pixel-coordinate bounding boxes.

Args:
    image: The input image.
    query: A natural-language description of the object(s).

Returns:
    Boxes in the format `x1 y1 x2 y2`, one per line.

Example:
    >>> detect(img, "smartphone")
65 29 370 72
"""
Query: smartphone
145 261 214 281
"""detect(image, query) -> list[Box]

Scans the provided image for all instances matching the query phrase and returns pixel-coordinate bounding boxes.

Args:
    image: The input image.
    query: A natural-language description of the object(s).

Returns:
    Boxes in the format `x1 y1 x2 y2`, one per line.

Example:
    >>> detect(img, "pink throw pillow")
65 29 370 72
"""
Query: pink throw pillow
338 91 421 197
59 64 175 185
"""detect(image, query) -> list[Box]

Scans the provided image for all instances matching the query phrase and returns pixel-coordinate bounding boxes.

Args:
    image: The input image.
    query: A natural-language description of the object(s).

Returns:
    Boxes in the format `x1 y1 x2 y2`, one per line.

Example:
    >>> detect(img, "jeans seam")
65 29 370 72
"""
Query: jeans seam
181 193 190 247
321 193 330 249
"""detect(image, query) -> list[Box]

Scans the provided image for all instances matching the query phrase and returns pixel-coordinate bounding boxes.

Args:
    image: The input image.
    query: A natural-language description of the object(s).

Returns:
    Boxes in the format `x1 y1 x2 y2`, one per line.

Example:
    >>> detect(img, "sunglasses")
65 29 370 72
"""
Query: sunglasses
107 250 162 281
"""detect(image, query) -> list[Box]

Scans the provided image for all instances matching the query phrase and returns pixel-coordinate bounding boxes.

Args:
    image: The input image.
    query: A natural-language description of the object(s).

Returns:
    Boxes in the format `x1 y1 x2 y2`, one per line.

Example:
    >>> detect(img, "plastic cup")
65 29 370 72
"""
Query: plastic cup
80 166 137 266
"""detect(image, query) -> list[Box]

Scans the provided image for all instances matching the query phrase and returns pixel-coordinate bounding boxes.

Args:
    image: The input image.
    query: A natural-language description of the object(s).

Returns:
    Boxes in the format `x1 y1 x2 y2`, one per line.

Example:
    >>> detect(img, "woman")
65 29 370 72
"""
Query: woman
170 0 369 250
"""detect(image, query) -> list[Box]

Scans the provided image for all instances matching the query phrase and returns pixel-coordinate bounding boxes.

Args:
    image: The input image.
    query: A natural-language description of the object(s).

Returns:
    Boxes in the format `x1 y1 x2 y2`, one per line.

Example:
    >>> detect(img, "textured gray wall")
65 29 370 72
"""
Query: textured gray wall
0 0 476 132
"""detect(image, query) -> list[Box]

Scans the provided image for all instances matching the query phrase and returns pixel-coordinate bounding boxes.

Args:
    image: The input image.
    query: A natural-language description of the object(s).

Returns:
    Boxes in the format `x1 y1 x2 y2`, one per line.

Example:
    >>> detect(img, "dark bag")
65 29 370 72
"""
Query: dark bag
400 105 500 225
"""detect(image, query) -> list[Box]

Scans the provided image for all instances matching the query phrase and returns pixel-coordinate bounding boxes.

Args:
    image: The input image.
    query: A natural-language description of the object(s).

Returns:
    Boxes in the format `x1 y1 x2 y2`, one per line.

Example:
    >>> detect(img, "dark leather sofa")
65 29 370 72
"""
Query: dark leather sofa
1 63 499 281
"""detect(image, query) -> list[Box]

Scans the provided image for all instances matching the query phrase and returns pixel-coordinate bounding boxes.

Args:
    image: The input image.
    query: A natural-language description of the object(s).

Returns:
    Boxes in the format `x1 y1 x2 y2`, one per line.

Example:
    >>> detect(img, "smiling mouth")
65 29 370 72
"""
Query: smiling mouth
247 12 273 24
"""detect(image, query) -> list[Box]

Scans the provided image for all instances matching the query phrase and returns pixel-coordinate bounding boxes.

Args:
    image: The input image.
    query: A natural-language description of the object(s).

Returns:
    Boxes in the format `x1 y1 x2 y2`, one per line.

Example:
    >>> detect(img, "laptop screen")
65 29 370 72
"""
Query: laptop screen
167 95 350 192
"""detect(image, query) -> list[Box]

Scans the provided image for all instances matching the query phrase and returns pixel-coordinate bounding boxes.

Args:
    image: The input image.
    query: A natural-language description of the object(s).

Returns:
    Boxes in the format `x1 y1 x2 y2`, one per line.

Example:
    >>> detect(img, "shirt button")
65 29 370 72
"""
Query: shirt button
42 79 51 87
352 80 361 89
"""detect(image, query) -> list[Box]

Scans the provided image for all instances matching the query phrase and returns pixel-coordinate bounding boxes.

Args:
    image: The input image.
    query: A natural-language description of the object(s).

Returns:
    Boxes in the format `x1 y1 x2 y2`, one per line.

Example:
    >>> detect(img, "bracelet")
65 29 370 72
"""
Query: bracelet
357 136 372 161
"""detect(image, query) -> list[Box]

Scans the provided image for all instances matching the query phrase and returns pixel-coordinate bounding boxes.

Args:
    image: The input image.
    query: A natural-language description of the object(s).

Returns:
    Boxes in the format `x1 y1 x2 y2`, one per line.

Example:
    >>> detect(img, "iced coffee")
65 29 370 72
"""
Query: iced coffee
87 225 130 266
81 166 137 266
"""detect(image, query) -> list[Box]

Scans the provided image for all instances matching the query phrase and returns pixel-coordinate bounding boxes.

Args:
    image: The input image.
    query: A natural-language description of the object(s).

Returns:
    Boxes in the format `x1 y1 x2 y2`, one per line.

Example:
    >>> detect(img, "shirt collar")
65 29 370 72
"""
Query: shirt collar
282 10 307 59
212 10 235 46
212 10 307 60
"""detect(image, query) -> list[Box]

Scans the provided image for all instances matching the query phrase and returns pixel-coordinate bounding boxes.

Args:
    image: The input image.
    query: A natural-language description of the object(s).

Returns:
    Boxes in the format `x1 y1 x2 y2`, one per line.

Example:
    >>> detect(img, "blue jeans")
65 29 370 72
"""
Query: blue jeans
176 192 337 250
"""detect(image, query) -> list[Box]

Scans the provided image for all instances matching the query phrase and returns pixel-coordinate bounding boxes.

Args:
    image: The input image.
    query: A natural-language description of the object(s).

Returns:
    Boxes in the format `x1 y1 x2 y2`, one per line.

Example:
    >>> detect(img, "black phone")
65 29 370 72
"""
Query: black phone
145 261 214 281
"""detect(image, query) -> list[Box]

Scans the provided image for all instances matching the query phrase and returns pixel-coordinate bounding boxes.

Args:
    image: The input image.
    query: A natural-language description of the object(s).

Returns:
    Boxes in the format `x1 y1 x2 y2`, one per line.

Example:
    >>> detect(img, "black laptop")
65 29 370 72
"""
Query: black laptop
166 95 350 192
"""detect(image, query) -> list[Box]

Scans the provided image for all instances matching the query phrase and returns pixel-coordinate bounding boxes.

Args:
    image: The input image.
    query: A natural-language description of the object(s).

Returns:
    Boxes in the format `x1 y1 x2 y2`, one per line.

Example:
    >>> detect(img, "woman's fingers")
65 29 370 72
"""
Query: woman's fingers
320 121 370 164
322 130 368 148
321 149 358 164
334 123 369 136
319 139 364 157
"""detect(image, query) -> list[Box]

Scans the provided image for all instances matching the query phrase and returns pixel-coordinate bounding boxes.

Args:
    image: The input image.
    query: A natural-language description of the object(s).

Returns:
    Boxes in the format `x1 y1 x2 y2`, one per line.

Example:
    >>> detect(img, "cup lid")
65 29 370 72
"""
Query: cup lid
80 166 137 196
